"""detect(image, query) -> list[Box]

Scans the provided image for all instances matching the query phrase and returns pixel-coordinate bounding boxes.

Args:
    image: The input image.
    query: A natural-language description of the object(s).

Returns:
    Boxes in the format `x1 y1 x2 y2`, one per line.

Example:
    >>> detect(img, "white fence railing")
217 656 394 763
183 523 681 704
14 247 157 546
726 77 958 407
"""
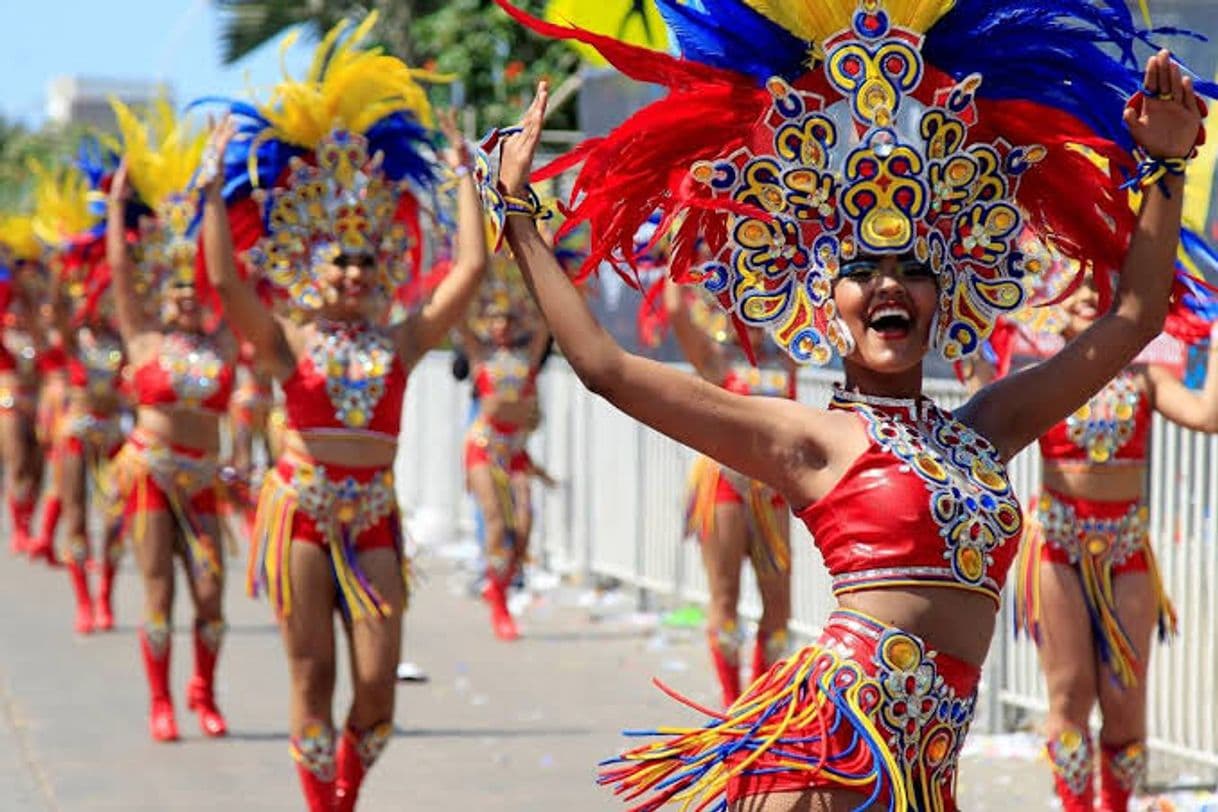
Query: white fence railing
396 353 1218 769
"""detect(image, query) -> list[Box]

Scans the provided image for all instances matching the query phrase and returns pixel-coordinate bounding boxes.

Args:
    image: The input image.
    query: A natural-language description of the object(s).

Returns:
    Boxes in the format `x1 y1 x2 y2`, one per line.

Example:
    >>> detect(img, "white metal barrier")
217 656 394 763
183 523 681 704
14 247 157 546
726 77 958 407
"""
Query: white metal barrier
398 352 1218 768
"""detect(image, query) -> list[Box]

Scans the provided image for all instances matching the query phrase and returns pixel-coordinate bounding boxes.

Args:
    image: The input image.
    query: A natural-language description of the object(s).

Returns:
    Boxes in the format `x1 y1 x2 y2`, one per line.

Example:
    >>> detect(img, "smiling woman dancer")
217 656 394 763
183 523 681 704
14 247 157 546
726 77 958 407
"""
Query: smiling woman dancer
200 17 487 810
105 98 237 743
962 249 1218 811
663 282 795 708
490 0 1211 808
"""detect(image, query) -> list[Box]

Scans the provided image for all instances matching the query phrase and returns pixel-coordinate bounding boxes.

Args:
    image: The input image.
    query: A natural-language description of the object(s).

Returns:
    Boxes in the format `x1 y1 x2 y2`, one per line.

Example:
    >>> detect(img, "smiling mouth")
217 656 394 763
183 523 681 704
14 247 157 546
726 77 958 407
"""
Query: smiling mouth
867 303 914 339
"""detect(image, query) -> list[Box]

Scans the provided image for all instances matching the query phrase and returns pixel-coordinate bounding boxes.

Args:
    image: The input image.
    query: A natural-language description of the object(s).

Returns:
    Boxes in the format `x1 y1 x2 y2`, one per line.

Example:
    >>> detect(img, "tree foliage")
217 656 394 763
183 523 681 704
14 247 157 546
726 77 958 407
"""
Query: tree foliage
214 0 578 131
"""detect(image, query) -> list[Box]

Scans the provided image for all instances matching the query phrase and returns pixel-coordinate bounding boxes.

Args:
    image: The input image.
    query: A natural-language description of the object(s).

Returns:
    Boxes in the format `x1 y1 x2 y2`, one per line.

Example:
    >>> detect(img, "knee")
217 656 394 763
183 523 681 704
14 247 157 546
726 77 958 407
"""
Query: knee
1048 681 1097 729
292 655 337 706
351 672 396 718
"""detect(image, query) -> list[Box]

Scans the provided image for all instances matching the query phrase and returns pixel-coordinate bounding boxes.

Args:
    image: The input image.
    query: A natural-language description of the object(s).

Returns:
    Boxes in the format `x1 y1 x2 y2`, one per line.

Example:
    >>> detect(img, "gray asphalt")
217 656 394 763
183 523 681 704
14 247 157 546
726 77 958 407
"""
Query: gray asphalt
0 540 1090 811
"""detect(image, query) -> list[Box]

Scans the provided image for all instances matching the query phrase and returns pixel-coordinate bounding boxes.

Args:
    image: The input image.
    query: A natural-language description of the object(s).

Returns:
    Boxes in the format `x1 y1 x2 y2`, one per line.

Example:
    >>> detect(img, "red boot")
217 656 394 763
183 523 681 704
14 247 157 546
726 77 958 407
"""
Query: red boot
483 575 519 641
1047 728 1094 812
335 721 392 812
139 622 178 742
751 629 789 683
708 623 742 709
1098 740 1147 812
26 496 62 566
94 560 116 631
292 721 336 812
66 561 94 635
8 496 34 556
186 619 228 737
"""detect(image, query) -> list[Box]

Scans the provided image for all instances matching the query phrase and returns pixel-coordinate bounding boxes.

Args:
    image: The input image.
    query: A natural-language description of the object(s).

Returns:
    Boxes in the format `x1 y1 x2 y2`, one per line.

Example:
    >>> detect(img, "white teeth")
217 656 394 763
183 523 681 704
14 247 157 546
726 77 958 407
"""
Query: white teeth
870 305 911 321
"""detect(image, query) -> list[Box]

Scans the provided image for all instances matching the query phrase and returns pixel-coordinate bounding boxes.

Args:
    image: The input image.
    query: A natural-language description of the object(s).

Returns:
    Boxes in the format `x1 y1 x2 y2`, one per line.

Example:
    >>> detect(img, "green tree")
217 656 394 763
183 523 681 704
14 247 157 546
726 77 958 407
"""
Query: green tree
0 118 90 211
214 0 578 132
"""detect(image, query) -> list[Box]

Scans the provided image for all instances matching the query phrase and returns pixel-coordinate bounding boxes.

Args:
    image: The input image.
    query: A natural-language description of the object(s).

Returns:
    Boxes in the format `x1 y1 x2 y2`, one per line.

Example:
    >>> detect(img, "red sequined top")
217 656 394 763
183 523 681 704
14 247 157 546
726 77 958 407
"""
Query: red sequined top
132 333 233 413
1038 370 1150 465
472 347 538 435
795 389 1023 607
281 321 406 439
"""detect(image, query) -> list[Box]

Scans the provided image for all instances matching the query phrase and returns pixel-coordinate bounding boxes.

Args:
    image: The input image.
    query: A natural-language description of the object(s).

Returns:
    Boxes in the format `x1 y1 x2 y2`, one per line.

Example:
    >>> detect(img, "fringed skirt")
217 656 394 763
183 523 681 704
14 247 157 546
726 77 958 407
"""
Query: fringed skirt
600 609 980 812
113 429 228 578
1014 488 1176 688
685 455 790 576
247 453 408 622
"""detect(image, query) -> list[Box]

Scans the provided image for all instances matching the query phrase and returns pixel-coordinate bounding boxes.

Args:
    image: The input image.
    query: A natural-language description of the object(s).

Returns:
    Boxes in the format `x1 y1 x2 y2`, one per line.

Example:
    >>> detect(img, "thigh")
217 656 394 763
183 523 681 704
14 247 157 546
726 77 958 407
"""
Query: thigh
509 472 532 538
280 541 339 663
1036 561 1099 719
704 502 750 589
181 512 227 610
345 548 406 686
132 510 178 579
1097 570 1157 737
468 464 507 529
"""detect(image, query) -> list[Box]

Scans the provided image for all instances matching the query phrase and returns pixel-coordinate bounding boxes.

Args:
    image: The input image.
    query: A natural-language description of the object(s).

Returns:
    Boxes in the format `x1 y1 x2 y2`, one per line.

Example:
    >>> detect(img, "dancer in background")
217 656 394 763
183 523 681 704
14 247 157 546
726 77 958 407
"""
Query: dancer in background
461 258 551 640
664 281 794 707
492 0 1209 804
965 243 1218 811
201 16 487 809
106 97 236 742
0 216 47 558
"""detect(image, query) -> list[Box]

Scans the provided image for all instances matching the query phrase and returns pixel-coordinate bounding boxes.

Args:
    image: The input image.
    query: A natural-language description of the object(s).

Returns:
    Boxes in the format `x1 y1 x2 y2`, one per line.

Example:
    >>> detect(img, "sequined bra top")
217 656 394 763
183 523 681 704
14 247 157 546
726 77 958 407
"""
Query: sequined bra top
474 347 538 400
722 363 795 399
795 389 1024 607
281 321 406 440
133 332 234 413
1039 370 1151 465
69 330 125 395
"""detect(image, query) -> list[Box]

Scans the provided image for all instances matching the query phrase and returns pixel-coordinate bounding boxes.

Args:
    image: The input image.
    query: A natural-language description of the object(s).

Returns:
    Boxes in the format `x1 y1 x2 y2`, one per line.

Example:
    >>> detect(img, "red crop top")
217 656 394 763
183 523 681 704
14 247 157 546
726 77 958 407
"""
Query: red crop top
281 321 406 438
1038 370 1150 465
796 389 1023 607
133 332 233 413
722 363 796 399
474 348 538 400
71 330 125 395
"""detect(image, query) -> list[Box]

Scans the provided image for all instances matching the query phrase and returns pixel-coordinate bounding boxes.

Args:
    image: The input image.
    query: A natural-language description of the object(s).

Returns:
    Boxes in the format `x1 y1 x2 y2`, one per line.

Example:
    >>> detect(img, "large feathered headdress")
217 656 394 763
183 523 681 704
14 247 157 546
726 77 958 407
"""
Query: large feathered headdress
204 13 450 311
107 96 207 298
499 0 1215 366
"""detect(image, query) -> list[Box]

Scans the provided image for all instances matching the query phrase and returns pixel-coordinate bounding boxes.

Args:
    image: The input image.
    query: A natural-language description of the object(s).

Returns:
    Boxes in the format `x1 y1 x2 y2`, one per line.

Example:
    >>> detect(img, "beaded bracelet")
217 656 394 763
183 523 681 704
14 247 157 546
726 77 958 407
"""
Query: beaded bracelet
502 186 550 221
1121 149 1189 196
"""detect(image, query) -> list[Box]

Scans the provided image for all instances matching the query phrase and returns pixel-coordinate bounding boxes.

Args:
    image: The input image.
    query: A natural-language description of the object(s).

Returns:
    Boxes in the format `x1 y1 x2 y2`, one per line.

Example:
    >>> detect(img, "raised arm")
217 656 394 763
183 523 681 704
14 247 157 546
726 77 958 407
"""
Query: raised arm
960 52 1206 459
1144 324 1218 432
105 162 148 345
498 82 824 496
399 110 488 369
663 278 725 382
199 118 293 379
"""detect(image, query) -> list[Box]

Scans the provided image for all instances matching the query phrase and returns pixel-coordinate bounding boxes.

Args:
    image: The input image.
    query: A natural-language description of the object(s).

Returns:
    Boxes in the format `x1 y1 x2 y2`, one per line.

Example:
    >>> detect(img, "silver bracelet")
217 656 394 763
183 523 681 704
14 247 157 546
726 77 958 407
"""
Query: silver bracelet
452 164 471 179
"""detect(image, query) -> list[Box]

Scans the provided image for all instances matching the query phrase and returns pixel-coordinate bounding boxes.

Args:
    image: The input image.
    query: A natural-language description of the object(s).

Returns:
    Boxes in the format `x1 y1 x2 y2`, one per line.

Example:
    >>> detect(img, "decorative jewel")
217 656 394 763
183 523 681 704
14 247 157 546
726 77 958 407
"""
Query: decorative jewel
1037 493 1149 567
160 333 224 406
291 462 395 538
307 320 396 429
1066 371 1141 463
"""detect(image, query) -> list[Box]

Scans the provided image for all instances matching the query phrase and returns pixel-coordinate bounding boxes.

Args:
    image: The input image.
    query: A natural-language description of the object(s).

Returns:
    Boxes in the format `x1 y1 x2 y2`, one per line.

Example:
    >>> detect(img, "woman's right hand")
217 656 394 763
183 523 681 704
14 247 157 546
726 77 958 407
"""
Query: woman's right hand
199 116 238 196
498 81 549 197
107 160 130 209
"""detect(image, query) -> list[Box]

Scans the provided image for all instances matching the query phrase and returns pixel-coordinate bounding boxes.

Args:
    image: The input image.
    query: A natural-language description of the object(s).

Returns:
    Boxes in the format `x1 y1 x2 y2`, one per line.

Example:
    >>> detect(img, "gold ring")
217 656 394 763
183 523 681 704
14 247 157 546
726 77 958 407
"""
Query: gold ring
1157 92 1175 101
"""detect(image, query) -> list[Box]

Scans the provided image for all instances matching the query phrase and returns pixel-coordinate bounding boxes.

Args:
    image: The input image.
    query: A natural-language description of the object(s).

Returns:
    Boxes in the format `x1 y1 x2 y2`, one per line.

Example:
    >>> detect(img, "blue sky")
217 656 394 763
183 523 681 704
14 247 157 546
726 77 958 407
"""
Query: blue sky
3 1 314 127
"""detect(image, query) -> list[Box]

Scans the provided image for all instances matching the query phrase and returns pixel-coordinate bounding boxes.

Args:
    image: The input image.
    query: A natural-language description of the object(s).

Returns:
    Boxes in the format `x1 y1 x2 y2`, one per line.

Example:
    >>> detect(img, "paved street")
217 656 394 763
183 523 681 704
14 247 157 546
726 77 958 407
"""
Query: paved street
1 536 1208 811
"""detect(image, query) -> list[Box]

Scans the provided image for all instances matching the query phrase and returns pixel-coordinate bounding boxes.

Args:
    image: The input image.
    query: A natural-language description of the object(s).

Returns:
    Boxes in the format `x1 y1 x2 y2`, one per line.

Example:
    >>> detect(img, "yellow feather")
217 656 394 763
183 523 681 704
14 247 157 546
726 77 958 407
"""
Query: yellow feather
0 214 42 261
544 0 670 65
108 96 206 211
28 159 99 246
1182 72 1218 234
742 0 954 55
253 11 446 150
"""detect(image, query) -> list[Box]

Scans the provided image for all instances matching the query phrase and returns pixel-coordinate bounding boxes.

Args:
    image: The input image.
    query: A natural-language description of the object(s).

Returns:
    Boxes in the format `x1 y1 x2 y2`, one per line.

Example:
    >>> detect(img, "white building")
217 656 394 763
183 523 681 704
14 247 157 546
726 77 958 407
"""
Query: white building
45 76 170 133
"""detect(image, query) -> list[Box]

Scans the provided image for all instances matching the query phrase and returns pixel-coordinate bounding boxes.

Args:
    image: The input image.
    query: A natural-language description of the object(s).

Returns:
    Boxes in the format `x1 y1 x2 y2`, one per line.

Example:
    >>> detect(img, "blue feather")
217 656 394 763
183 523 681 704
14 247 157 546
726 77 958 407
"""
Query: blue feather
654 0 806 83
365 112 438 186
926 1 1217 152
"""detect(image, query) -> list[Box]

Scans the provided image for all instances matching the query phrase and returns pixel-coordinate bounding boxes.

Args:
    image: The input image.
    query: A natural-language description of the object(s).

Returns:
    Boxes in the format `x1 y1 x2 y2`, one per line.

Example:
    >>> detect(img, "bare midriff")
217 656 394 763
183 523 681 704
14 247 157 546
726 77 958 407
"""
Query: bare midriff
1042 461 1146 503
280 428 398 469
135 406 223 454
837 586 999 667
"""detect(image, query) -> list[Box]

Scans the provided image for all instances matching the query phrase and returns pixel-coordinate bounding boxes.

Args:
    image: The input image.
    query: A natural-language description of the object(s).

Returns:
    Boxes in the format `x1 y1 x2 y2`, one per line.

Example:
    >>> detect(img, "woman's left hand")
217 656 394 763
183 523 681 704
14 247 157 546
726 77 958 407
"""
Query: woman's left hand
1125 49 1206 159
437 109 471 171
